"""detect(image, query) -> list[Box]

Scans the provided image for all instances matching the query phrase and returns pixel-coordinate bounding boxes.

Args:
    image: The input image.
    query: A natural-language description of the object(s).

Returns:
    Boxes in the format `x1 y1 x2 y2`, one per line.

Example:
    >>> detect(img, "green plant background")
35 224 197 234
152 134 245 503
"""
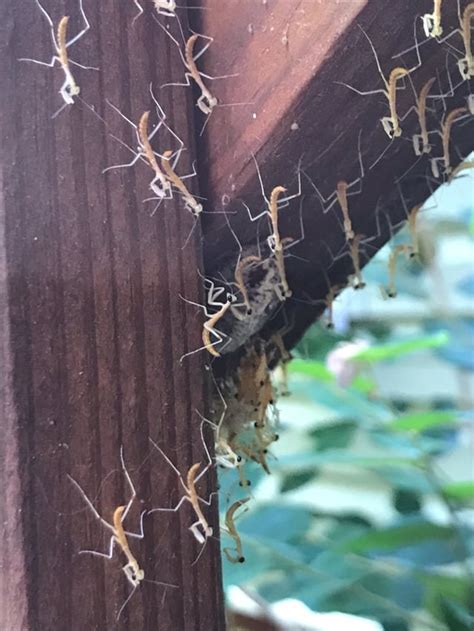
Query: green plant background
219 168 474 630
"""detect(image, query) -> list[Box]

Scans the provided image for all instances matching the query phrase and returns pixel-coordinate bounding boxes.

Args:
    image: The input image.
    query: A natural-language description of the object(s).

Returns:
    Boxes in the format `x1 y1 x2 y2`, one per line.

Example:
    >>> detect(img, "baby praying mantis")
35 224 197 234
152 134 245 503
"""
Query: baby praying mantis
394 181 427 259
222 499 250 564
407 204 423 257
195 272 248 358
184 33 218 115
68 448 177 619
304 131 364 241
196 387 243 472
245 155 302 300
422 0 443 38
294 270 347 329
19 0 97 116
348 234 369 289
323 283 347 328
148 431 215 548
337 23 421 138
139 111 172 199
336 181 356 242
456 2 474 80
222 210 265 318
202 297 233 358
409 76 437 156
161 150 203 216
269 186 292 298
430 106 468 178
383 244 413 298
103 86 184 207
178 287 236 361
155 18 238 119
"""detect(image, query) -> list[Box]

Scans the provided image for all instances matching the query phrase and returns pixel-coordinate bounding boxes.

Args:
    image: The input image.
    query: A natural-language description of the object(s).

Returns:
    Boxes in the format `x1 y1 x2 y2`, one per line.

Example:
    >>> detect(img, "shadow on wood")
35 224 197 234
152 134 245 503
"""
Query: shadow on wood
196 0 474 355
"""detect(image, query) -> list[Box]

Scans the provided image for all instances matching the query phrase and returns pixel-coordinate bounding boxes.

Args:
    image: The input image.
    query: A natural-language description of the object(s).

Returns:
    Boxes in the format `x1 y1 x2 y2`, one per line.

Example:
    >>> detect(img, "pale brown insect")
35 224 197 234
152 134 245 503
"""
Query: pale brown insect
431 106 468 177
161 149 202 216
68 448 176 619
337 25 421 139
19 0 96 114
384 244 413 298
222 499 250 564
149 436 214 547
422 0 443 38
411 77 437 156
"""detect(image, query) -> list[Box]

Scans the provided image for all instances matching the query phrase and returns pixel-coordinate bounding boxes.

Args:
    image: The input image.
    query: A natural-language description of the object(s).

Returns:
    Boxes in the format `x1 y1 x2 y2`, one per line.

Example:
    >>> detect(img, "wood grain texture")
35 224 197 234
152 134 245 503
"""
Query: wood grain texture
196 0 474 353
0 1 224 629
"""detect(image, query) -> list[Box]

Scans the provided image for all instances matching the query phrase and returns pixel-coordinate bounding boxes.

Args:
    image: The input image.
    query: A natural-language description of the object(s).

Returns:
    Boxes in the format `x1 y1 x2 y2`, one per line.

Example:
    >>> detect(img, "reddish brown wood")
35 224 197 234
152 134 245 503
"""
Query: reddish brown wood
196 0 474 352
0 1 224 629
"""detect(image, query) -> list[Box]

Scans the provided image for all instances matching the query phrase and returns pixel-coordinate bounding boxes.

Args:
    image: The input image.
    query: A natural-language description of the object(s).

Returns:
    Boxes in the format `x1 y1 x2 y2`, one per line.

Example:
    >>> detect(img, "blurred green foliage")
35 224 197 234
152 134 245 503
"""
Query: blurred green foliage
219 328 473 631
219 180 474 630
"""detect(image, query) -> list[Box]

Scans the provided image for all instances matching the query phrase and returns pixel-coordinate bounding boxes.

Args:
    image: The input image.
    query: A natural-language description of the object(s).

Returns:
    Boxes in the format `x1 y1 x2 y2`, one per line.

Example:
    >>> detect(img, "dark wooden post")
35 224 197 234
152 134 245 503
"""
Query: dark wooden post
197 0 474 348
0 1 224 629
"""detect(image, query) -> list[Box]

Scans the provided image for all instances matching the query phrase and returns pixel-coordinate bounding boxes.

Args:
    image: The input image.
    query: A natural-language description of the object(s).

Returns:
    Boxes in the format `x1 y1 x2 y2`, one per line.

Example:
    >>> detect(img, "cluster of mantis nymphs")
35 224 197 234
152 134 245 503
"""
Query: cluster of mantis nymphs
21 0 473 620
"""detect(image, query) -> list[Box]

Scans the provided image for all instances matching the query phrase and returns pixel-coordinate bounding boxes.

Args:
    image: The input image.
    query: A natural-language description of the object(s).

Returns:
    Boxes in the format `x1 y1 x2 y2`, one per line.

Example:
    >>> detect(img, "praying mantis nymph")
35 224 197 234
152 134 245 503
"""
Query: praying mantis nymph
384 244 413 298
431 106 468 177
422 0 443 38
18 0 97 116
222 498 250 564
337 24 421 139
161 149 203 216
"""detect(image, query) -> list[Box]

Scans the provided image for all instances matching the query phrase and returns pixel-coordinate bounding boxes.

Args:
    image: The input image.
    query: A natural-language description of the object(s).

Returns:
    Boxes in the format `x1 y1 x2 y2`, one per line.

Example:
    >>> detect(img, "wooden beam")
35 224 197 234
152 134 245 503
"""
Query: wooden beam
196 0 474 353
0 1 224 629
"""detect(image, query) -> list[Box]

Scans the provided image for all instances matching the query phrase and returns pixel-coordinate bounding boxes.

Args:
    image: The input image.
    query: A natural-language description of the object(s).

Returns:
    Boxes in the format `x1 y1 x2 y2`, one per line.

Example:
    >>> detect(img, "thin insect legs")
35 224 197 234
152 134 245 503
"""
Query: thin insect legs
19 0 97 114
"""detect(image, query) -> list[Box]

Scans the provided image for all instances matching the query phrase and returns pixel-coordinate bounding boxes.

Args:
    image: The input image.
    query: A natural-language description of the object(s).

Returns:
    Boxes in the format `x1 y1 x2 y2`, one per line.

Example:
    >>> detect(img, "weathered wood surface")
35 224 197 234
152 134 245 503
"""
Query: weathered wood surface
0 1 224 629
197 0 474 352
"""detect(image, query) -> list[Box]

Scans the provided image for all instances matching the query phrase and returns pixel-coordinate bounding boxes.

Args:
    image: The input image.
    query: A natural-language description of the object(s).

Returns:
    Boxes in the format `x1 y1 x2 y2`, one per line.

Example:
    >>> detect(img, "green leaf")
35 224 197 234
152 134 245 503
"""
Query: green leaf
238 504 313 543
311 549 370 585
340 520 454 553
419 571 472 628
287 358 333 381
352 332 449 363
222 536 301 589
373 465 432 494
352 375 377 394
289 378 394 425
439 598 472 631
310 421 357 451
369 426 448 457
393 489 422 514
389 410 457 433
280 471 317 492
442 481 474 501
